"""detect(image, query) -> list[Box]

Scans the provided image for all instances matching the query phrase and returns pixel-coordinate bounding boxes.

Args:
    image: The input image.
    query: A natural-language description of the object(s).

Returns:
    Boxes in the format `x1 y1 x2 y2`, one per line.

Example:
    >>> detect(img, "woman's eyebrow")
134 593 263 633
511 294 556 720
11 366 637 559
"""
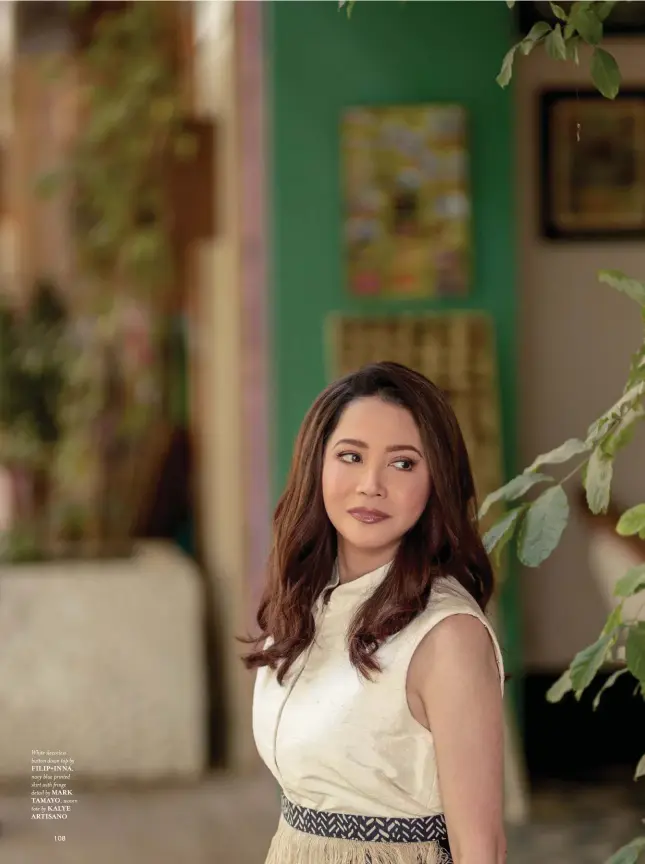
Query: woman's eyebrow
333 438 422 458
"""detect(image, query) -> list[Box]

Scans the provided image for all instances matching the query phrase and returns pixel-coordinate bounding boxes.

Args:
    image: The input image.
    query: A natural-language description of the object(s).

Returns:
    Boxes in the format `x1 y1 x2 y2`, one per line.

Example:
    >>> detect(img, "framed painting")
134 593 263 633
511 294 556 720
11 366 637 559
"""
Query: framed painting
540 89 645 240
342 104 472 298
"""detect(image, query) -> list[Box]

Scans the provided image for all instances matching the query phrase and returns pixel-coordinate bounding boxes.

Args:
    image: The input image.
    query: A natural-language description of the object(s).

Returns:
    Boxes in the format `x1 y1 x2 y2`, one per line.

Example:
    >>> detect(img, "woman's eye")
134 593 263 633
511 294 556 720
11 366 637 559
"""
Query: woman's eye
392 459 415 471
338 452 361 464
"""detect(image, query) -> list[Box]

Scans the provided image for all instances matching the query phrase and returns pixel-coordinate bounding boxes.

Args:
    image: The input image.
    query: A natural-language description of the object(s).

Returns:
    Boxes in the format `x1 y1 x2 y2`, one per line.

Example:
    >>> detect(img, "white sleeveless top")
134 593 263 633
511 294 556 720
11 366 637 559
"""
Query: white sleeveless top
252 562 504 819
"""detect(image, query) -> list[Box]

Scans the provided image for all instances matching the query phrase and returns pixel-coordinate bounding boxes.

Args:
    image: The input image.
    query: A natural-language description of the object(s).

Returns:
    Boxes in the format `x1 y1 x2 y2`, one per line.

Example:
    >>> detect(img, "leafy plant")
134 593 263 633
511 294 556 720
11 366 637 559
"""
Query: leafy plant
342 0 622 100
483 3 645 861
0 280 70 559
8 2 193 561
0 280 69 462
498 0 622 98
38 1 195 298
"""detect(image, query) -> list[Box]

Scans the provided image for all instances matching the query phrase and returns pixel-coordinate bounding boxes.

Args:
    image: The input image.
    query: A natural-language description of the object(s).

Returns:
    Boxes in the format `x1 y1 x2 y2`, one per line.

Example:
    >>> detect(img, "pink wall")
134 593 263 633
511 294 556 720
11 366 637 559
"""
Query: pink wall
236 1 271 630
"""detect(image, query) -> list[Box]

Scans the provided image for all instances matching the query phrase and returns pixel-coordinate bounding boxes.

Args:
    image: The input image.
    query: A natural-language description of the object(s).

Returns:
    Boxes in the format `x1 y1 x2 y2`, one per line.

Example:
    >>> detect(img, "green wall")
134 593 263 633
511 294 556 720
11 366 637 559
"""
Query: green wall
266 1 519 681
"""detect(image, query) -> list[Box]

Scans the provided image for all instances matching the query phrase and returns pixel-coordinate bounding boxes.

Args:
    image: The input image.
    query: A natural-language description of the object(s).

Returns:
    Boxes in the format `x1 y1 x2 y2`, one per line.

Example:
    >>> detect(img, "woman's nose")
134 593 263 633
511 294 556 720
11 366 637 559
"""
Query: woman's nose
356 465 385 497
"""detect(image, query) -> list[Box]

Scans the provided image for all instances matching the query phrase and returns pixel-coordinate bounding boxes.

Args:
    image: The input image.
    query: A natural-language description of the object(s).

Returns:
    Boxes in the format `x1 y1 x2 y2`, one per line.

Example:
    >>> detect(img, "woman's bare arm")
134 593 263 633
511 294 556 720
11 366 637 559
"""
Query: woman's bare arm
410 614 506 864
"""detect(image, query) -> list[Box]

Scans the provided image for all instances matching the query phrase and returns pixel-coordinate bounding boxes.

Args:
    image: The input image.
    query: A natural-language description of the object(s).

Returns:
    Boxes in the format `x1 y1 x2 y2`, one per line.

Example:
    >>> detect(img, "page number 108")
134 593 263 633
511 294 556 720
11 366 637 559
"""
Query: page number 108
55 836 66 842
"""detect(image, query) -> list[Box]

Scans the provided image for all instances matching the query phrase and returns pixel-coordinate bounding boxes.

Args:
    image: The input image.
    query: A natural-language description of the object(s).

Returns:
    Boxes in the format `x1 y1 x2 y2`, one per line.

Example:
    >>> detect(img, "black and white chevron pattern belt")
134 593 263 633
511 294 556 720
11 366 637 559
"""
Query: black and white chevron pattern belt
281 794 451 853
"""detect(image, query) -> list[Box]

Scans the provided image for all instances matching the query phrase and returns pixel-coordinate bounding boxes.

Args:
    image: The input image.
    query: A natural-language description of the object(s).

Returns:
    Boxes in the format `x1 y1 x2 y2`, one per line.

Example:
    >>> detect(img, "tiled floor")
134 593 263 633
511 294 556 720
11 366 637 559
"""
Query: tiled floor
0 770 643 863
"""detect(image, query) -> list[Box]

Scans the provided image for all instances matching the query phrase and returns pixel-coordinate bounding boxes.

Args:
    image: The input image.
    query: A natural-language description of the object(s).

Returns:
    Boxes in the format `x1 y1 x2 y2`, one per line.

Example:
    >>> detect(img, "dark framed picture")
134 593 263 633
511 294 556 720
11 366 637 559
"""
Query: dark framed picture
540 89 645 241
517 2 645 36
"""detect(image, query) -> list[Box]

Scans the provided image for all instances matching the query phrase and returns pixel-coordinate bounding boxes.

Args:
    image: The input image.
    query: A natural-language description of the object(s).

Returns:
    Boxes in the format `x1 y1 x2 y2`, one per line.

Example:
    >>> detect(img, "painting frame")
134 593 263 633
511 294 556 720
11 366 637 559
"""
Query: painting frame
341 103 472 299
540 88 645 241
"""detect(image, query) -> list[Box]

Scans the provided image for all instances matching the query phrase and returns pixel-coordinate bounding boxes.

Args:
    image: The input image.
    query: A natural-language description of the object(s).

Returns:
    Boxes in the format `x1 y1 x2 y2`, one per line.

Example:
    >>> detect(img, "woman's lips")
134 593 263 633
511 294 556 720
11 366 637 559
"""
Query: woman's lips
348 508 391 524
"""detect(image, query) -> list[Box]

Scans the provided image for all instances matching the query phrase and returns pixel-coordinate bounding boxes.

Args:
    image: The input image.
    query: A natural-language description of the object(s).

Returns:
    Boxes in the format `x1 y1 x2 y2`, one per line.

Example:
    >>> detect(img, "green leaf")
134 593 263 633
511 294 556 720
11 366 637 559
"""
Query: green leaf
614 382 645 415
527 437 590 472
584 447 613 514
566 35 581 65
546 669 573 703
519 21 552 55
607 837 645 864
626 622 645 687
570 5 604 44
549 3 568 21
496 45 518 88
636 753 645 780
617 504 645 537
517 485 569 568
546 24 568 60
590 414 620 445
597 1 618 22
602 602 623 637
482 505 526 559
601 406 644 458
479 472 552 519
598 270 645 306
593 667 628 710
615 564 645 598
588 382 645 445
591 47 621 99
569 632 614 695
626 341 645 389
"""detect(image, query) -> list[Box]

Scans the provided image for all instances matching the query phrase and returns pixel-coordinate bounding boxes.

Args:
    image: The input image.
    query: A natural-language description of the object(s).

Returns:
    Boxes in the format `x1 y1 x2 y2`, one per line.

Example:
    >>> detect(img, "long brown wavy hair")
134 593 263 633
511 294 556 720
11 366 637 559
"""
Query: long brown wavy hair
241 361 494 684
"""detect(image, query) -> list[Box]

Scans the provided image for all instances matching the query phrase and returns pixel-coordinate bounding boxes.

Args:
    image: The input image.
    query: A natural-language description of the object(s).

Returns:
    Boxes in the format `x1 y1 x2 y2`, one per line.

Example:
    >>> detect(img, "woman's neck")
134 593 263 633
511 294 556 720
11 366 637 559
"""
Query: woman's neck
336 541 398 584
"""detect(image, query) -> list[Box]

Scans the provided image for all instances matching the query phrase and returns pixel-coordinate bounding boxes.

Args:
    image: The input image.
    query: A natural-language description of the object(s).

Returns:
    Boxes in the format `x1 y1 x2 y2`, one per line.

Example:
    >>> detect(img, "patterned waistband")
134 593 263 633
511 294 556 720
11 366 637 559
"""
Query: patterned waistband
281 794 451 851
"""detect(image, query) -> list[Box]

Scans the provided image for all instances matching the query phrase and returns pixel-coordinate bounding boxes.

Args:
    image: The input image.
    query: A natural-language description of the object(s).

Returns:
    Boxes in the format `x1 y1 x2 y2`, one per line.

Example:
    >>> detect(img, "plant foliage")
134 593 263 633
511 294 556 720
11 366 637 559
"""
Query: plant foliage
497 0 621 98
340 2 645 859
488 4 644 861
38 1 195 297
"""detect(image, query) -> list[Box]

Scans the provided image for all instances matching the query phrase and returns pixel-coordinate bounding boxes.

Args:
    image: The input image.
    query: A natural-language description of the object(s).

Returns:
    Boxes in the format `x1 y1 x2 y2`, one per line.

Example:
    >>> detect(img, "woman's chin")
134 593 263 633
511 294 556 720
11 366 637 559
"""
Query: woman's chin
338 523 401 554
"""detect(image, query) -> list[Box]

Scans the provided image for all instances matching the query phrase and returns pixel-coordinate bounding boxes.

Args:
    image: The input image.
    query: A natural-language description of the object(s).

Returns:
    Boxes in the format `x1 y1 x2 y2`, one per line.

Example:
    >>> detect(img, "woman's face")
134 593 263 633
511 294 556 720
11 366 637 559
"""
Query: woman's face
322 396 431 575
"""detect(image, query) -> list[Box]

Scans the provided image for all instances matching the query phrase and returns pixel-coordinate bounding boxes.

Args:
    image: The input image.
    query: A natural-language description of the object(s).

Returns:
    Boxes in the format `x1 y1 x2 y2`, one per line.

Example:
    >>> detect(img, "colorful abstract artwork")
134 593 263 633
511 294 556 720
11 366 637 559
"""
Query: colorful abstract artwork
342 104 472 298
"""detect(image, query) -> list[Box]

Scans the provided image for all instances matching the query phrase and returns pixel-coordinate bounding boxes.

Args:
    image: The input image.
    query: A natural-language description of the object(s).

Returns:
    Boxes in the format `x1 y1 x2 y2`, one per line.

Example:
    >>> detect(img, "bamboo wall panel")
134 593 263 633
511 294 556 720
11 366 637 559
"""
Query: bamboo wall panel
327 311 504 523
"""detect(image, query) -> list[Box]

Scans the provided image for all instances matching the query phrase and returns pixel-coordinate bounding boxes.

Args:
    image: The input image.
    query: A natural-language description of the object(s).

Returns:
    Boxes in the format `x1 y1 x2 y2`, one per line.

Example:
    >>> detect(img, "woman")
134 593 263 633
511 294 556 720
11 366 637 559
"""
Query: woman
244 362 506 864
